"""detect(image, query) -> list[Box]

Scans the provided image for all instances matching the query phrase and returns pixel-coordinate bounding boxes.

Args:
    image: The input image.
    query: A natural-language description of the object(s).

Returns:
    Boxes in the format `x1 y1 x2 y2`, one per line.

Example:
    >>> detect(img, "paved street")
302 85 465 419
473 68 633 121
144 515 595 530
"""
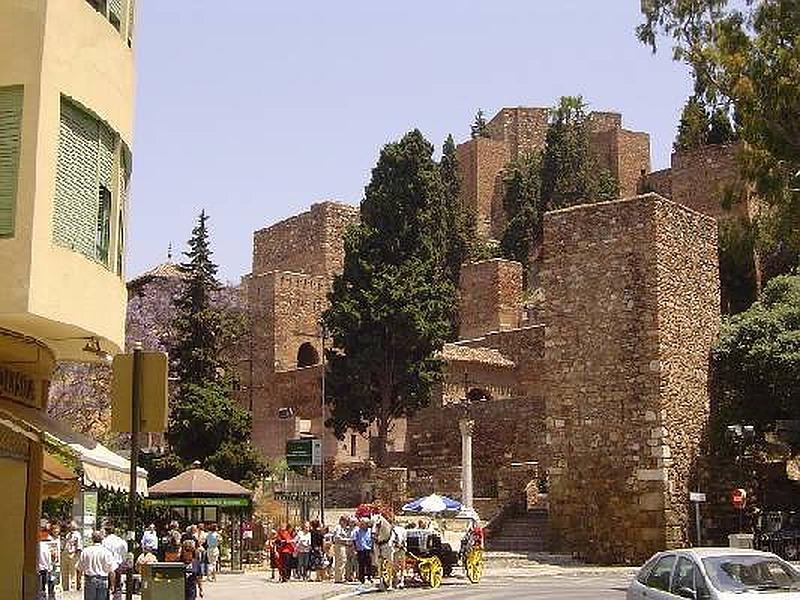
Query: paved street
61 569 634 600
345 573 634 600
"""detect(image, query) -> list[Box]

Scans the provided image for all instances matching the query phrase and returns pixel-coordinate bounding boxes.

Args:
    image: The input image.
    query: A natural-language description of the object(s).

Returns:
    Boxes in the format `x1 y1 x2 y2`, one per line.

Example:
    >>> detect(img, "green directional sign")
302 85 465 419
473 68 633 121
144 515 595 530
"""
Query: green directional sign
145 497 250 508
287 438 311 468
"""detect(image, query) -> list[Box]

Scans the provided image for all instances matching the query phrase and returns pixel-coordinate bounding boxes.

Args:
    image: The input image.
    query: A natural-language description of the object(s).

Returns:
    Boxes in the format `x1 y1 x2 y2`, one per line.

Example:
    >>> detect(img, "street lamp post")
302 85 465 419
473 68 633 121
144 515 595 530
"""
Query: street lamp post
319 323 327 526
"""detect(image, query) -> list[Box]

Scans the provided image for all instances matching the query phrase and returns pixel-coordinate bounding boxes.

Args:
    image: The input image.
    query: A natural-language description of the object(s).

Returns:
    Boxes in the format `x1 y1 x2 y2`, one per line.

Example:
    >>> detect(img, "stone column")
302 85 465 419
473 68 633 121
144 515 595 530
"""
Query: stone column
459 418 475 513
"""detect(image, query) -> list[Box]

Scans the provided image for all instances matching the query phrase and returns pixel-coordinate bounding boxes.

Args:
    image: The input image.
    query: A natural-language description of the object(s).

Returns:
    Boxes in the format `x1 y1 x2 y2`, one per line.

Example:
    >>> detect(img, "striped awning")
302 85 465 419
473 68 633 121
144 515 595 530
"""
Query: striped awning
0 398 147 495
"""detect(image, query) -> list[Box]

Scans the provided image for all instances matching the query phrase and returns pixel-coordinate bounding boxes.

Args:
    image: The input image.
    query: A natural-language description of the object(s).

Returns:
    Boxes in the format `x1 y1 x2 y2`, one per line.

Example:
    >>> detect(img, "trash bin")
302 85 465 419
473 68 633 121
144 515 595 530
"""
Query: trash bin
141 562 185 600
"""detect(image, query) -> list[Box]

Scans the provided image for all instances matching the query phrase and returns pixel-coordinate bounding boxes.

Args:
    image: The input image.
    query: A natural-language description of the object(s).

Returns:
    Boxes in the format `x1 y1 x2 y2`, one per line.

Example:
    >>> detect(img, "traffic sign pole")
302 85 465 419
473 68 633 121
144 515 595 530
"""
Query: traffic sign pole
690 492 706 547
126 343 142 600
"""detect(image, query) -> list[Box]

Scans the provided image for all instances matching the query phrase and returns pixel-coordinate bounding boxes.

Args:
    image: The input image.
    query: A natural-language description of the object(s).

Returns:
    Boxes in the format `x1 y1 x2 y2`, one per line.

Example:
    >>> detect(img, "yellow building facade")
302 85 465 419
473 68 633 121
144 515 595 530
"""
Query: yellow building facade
0 1 135 597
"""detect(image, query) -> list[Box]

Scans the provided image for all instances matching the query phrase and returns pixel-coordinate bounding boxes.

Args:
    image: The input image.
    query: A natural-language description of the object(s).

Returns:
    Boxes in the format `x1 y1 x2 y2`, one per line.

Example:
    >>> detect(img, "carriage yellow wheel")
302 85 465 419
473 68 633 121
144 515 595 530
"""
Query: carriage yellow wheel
428 556 443 589
379 558 393 589
418 558 432 583
465 546 484 584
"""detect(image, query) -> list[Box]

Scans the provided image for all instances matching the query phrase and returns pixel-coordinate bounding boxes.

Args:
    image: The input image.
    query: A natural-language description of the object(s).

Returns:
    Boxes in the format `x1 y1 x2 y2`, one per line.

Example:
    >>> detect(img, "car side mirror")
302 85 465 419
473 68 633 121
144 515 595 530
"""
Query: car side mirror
676 588 697 600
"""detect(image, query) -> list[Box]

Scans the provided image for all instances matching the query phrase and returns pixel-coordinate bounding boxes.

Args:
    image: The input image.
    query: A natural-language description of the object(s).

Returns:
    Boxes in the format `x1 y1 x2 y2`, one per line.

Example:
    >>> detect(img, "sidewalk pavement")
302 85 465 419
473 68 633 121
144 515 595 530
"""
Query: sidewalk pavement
60 572 352 600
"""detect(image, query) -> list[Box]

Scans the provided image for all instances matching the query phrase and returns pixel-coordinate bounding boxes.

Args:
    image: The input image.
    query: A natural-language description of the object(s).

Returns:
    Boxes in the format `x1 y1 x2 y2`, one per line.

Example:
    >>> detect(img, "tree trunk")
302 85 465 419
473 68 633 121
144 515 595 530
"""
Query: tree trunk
375 417 390 467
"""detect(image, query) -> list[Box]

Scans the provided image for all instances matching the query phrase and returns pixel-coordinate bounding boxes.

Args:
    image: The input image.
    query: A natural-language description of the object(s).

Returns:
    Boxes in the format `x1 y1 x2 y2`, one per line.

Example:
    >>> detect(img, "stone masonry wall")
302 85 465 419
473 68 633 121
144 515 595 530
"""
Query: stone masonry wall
252 201 358 277
642 168 672 199
542 194 718 564
653 201 720 548
407 395 547 500
270 271 329 372
460 325 545 399
459 259 522 340
616 130 651 199
669 142 754 221
248 201 359 463
463 108 651 240
486 107 550 159
591 129 651 199
456 138 510 238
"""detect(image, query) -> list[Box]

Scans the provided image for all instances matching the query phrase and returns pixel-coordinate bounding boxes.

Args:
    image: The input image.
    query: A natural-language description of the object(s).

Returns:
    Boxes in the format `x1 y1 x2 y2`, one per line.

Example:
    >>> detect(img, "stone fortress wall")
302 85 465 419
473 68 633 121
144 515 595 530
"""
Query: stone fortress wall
458 107 651 240
242 105 740 562
541 194 719 563
245 202 363 463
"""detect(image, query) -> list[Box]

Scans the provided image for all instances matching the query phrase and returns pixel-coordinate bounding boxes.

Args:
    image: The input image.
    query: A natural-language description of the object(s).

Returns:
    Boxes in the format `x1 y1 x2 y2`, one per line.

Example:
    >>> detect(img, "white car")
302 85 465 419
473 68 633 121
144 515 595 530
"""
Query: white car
627 548 800 599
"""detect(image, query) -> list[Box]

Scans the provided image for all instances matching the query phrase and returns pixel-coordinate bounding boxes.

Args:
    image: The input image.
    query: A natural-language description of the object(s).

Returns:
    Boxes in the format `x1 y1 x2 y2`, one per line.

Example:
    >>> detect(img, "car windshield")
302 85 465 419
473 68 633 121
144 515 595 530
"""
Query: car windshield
702 554 800 592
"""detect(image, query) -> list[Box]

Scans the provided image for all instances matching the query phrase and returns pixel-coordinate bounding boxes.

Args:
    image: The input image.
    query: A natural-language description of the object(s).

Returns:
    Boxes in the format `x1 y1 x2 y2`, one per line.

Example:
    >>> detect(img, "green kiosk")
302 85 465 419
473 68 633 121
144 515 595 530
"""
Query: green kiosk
144 464 253 598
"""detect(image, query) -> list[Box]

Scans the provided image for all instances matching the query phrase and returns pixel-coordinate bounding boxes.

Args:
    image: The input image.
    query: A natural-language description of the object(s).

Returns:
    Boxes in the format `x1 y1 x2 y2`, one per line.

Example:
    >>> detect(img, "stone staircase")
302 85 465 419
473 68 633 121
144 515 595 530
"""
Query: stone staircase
486 507 550 552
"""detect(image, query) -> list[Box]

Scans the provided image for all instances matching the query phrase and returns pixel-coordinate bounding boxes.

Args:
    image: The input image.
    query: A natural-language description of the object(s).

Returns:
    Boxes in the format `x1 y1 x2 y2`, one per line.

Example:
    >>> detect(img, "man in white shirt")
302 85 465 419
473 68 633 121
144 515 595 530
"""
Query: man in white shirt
332 516 353 583
78 531 116 600
141 524 158 555
102 524 128 600
62 521 83 591
37 521 54 600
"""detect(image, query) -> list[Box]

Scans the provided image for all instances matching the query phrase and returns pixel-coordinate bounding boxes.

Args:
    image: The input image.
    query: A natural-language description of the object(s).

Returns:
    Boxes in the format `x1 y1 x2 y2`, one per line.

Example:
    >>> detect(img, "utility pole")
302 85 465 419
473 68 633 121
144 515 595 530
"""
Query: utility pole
126 342 142 600
319 323 327 525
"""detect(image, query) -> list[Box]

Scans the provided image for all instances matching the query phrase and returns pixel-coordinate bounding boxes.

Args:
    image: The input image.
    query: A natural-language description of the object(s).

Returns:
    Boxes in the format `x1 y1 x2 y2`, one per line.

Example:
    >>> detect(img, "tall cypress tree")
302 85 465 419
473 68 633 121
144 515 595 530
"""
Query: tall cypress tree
323 130 456 465
440 135 474 287
540 96 595 210
500 152 542 278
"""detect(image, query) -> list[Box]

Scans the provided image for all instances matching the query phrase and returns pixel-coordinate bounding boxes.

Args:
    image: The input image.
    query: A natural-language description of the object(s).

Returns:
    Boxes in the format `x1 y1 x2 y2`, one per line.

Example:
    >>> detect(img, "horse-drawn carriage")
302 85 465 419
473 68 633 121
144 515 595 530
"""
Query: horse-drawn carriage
365 494 485 590
403 522 484 588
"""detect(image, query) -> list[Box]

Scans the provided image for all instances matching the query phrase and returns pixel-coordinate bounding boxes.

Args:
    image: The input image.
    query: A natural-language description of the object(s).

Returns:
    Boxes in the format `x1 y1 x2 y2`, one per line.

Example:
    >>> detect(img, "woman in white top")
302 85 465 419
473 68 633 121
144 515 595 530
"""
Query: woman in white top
294 522 312 581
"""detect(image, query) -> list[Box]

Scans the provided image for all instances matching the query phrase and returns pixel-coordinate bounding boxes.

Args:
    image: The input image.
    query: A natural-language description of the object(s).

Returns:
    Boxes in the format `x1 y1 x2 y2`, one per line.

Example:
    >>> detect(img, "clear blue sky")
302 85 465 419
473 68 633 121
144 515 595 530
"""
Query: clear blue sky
129 1 691 283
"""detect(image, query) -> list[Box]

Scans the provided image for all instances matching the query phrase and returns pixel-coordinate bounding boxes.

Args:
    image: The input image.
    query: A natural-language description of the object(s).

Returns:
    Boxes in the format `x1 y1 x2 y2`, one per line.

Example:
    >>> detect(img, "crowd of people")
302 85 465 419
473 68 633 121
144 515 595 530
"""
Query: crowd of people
264 515 439 587
36 518 223 600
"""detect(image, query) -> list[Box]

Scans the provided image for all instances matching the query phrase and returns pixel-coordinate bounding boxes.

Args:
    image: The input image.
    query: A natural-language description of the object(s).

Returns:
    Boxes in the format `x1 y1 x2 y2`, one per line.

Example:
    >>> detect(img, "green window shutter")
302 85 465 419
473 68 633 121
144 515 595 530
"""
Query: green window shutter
116 209 124 276
98 123 114 188
96 186 111 263
126 0 135 46
108 0 122 31
0 85 23 237
54 99 100 258
117 144 131 276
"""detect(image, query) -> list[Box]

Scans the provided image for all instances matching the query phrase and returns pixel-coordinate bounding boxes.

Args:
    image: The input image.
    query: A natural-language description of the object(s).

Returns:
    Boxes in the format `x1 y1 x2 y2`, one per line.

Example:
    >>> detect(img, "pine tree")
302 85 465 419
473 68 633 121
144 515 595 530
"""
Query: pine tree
166 211 265 486
674 95 710 151
470 109 490 139
172 210 223 385
595 169 620 202
323 130 456 465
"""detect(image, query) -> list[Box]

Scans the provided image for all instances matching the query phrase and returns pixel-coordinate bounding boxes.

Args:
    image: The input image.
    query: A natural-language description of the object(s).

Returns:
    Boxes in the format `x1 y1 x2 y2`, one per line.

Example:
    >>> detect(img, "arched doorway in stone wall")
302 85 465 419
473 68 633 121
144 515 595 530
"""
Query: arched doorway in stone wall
297 342 319 368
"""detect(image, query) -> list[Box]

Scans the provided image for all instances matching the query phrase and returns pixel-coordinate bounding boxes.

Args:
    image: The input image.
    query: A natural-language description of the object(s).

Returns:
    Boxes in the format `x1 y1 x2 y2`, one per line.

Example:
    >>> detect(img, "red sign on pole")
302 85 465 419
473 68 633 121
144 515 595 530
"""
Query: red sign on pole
731 488 747 509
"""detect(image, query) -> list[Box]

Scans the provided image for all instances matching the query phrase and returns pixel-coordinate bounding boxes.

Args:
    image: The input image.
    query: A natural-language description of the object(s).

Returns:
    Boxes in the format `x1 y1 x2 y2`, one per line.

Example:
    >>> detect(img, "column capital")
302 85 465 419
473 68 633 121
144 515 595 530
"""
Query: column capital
459 418 475 436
